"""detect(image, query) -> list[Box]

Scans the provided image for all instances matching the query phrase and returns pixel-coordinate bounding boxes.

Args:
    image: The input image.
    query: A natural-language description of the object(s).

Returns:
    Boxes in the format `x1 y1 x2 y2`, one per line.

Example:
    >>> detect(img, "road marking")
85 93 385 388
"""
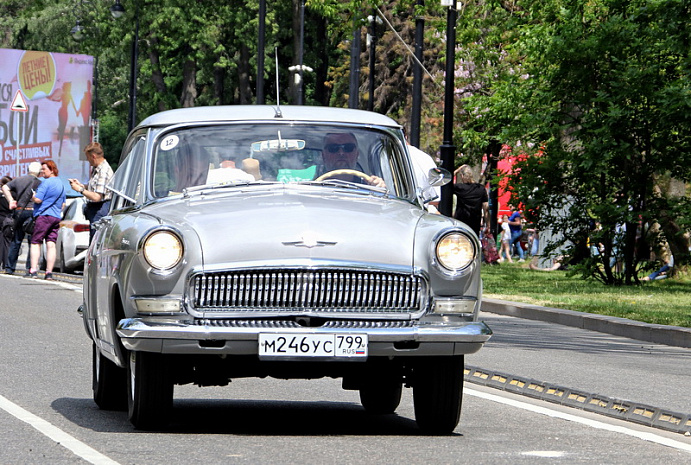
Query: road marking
0 394 121 465
466 388 691 453
0 274 83 293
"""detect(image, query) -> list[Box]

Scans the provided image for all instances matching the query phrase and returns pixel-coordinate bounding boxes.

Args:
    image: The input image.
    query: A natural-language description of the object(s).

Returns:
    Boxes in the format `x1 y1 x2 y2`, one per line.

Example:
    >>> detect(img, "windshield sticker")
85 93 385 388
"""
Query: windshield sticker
160 135 179 151
277 165 317 183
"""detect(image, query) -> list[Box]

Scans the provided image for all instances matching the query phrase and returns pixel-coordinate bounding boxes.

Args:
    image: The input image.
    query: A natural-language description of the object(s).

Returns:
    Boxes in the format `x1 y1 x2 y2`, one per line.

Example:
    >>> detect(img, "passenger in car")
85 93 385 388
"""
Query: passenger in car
241 158 263 181
206 156 256 184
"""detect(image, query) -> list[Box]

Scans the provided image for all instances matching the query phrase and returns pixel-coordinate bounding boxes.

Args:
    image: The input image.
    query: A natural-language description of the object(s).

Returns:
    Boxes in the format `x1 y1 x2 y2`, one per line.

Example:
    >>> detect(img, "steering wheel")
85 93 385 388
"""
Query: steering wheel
315 169 372 183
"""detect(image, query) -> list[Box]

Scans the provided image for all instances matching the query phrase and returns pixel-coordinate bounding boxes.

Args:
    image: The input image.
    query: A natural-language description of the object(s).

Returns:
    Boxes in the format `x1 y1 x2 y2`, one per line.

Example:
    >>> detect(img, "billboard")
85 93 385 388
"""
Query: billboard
0 48 94 186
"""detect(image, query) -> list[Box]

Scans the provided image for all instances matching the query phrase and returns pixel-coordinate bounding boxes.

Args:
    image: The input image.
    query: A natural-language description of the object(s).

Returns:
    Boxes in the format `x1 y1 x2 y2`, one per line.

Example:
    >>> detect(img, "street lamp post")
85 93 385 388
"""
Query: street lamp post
110 0 139 132
366 12 382 112
257 0 266 104
297 0 305 105
410 0 425 147
439 0 457 217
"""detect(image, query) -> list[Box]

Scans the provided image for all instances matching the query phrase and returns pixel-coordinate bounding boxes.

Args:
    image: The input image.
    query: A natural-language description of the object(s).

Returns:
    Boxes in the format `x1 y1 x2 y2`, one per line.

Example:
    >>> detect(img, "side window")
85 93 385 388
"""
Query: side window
373 137 409 197
109 134 146 210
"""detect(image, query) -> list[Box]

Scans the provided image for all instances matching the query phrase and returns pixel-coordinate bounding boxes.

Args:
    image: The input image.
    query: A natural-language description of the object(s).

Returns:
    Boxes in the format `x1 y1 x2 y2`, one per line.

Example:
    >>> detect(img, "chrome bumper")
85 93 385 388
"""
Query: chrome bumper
116 318 492 356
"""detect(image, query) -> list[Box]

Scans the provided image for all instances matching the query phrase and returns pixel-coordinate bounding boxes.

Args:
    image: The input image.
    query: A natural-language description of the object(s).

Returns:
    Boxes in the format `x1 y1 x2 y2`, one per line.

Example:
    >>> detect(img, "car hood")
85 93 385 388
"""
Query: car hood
144 187 427 269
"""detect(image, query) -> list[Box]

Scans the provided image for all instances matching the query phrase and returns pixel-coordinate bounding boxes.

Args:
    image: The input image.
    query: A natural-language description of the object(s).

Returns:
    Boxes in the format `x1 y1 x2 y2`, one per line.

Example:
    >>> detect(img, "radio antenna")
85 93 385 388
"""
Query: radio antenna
274 47 283 118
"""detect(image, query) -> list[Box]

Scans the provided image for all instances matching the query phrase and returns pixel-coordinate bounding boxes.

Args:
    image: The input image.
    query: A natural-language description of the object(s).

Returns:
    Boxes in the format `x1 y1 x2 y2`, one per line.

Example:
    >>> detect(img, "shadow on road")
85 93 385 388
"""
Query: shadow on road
51 397 443 436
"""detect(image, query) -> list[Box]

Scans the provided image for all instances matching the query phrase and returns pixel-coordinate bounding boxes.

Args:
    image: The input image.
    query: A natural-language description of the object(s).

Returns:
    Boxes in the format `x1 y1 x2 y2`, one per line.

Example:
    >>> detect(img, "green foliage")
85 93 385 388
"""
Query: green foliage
456 0 691 284
482 263 691 328
4 1 688 285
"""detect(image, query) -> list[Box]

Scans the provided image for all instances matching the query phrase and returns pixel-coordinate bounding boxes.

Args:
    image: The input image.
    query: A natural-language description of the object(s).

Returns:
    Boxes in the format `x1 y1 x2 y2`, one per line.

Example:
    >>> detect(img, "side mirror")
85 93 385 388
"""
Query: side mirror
427 167 451 187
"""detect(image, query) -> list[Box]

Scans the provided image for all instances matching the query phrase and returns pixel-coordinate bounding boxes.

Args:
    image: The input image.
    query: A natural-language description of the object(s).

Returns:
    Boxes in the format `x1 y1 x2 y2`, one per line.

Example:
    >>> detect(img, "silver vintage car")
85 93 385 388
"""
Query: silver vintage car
81 105 491 433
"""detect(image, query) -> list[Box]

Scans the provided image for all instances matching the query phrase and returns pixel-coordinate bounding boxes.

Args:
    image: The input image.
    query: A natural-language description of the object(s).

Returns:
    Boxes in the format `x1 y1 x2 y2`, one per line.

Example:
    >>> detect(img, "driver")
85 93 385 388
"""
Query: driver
320 133 385 187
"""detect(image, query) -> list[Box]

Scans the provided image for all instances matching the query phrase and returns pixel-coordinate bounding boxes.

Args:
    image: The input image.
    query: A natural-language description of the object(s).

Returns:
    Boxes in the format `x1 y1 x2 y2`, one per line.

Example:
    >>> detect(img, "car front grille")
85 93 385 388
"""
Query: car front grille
190 269 426 315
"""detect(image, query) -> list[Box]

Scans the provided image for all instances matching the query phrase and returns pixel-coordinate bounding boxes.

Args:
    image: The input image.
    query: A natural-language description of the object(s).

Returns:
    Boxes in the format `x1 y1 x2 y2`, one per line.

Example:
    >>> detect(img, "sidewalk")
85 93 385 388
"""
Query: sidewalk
482 298 691 349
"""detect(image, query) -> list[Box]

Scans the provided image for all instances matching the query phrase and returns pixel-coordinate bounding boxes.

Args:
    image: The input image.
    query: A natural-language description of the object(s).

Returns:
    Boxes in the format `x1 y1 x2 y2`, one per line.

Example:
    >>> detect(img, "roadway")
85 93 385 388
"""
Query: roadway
0 273 689 464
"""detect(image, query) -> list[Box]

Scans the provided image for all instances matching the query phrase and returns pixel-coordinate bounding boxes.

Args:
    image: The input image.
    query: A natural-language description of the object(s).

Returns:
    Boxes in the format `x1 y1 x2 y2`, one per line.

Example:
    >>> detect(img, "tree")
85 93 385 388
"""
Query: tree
461 0 691 284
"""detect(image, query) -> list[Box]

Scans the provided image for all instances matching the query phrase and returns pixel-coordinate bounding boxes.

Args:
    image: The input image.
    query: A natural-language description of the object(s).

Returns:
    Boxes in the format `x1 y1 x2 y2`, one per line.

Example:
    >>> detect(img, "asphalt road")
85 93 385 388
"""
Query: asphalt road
1 274 690 464
471 313 691 415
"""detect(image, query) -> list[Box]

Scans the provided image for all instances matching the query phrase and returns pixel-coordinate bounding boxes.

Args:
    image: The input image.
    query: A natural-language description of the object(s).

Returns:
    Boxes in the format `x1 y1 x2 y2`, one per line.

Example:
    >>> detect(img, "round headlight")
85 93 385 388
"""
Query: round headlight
436 232 475 271
143 230 183 270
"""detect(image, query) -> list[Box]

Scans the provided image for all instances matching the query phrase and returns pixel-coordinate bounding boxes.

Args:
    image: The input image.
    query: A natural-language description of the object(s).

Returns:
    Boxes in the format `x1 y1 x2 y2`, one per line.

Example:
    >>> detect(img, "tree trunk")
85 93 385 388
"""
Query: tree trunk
148 35 168 112
238 44 252 104
654 177 690 276
180 56 197 108
213 61 225 105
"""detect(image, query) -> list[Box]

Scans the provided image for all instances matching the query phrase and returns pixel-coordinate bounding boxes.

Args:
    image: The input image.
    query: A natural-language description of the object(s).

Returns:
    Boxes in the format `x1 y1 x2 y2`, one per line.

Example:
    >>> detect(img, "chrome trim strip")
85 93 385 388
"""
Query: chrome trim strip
117 318 492 344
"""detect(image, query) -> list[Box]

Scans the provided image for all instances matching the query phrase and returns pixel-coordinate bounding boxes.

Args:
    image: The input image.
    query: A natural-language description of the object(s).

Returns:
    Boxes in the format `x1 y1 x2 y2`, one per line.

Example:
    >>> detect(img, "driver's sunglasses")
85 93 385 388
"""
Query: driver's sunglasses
325 143 357 154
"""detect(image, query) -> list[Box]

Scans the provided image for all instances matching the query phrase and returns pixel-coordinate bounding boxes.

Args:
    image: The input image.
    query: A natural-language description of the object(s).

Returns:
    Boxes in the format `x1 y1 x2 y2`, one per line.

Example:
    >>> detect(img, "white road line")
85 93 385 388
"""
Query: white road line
0 274 83 293
466 387 691 453
0 394 121 465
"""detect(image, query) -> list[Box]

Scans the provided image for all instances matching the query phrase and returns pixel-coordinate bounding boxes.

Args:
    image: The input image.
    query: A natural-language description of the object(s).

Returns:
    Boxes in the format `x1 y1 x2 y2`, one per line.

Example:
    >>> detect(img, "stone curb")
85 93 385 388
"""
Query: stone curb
464 365 691 435
481 298 691 349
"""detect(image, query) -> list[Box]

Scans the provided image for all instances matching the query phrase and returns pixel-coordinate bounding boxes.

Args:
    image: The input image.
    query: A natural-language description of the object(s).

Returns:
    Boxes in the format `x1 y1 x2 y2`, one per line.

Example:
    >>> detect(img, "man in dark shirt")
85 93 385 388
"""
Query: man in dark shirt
1 162 42 274
452 164 489 237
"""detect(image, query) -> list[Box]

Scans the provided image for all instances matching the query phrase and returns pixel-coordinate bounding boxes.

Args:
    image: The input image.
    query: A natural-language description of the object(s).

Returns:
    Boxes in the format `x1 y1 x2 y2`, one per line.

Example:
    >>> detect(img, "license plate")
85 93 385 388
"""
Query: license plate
258 333 368 358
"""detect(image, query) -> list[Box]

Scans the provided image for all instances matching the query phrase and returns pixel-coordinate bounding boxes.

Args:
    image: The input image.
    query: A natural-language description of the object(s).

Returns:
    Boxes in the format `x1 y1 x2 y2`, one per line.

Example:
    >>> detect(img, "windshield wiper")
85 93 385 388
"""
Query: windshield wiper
181 180 273 197
300 179 389 194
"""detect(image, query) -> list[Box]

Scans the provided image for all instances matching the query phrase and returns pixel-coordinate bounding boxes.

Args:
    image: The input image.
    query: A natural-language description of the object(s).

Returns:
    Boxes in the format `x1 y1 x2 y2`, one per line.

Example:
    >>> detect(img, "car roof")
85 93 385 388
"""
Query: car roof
137 105 402 130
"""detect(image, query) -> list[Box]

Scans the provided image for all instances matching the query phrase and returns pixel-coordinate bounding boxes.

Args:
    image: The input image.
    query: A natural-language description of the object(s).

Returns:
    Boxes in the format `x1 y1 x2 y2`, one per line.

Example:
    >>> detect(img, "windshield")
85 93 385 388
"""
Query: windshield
151 123 413 199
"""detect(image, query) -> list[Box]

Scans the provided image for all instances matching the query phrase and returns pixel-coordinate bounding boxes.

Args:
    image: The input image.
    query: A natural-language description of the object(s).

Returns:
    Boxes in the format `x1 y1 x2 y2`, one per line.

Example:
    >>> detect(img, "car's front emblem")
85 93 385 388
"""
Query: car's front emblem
282 233 337 248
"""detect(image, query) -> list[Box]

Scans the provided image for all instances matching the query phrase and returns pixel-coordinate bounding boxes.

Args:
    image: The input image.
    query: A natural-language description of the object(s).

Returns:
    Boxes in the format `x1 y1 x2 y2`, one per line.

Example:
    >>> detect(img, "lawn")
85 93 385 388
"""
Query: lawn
481 262 691 328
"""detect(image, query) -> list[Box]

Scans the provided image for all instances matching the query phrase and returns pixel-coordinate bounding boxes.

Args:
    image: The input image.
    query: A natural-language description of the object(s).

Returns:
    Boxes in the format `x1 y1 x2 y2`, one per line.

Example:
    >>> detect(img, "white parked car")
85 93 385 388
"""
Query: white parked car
56 197 89 273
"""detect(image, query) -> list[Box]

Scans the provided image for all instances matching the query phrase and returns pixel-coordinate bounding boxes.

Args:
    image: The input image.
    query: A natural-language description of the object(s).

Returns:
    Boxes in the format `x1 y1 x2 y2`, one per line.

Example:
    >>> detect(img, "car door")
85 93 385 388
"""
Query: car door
87 132 147 363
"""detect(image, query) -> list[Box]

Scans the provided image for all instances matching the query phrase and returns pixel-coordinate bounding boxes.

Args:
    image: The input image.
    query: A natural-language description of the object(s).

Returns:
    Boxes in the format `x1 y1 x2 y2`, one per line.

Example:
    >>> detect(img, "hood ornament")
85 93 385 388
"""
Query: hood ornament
282 233 337 249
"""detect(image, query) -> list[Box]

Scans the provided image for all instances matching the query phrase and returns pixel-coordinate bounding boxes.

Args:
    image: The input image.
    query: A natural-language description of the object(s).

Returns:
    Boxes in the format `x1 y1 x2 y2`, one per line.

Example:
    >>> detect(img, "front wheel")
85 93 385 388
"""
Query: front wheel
92 343 127 410
127 351 173 430
413 356 464 434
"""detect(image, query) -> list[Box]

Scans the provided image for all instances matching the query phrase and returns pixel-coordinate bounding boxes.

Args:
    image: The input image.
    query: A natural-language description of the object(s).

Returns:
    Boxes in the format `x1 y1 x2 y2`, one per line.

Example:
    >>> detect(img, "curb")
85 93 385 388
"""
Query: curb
481 298 691 349
465 365 691 435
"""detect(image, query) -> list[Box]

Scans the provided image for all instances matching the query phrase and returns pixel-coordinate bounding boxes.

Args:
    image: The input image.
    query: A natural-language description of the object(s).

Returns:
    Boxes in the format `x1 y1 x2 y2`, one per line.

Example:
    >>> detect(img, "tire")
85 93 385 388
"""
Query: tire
359 380 403 414
127 351 174 430
58 248 66 273
92 343 127 410
413 356 464 434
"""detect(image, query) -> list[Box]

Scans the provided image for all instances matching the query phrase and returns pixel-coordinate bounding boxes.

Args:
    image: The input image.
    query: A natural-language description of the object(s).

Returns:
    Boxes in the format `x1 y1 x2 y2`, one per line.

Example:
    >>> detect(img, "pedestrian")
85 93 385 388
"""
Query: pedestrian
498 214 513 263
69 142 114 242
452 164 490 237
508 210 525 261
28 160 66 280
1 161 42 274
0 176 13 269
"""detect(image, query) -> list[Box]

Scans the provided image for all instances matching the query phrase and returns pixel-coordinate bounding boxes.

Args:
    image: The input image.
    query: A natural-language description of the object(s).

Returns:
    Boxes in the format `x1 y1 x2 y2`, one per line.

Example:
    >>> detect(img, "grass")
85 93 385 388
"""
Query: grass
481 262 691 328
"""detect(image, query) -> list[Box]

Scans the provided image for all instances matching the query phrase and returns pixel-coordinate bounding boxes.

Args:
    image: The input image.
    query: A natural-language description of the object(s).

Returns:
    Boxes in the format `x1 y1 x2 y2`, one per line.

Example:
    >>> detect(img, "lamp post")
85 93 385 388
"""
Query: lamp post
348 22 361 109
366 12 382 112
297 0 306 105
257 0 266 104
410 0 425 147
439 0 457 217
106 0 137 132
110 0 139 132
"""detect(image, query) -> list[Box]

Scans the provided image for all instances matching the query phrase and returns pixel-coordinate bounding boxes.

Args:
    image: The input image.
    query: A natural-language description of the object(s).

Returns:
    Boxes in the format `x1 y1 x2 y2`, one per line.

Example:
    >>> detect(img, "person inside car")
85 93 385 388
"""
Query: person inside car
318 132 386 188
